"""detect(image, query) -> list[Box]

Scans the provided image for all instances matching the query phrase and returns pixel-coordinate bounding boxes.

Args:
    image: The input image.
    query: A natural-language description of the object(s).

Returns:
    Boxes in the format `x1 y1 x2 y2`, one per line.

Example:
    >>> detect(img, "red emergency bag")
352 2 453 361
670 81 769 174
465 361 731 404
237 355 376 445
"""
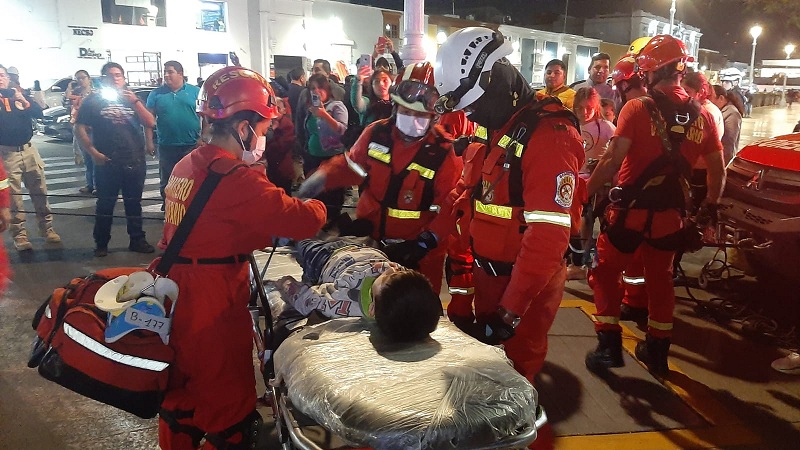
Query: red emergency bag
28 267 173 419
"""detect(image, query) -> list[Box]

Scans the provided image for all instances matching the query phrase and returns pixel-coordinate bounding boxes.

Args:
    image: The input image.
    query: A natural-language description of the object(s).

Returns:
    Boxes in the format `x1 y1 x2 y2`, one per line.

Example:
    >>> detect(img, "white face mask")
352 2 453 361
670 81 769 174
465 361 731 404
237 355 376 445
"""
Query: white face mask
241 125 266 165
396 112 431 138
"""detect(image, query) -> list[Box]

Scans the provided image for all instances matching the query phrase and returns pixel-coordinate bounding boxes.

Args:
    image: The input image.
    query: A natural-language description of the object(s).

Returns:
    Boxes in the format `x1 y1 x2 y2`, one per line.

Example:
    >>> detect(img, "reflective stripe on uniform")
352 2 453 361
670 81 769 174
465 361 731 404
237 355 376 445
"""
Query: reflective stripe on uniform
474 126 487 140
407 162 435 179
368 149 391 164
429 205 440 213
622 274 646 285
0 178 9 190
345 153 368 178
449 287 475 295
386 208 421 219
593 315 620 325
523 210 571 227
647 319 673 331
474 200 513 219
62 322 170 372
497 134 525 157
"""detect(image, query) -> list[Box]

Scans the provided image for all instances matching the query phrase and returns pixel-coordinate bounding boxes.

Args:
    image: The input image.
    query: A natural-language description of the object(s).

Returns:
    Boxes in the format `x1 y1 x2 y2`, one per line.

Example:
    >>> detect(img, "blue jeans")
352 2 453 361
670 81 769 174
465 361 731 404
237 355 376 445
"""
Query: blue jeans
295 237 372 283
159 144 195 203
93 161 146 248
73 133 95 189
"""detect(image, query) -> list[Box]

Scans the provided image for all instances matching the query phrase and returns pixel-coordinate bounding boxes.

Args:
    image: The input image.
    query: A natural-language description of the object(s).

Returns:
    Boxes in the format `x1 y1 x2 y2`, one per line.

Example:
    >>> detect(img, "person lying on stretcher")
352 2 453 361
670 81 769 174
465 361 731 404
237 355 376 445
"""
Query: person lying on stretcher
273 236 443 343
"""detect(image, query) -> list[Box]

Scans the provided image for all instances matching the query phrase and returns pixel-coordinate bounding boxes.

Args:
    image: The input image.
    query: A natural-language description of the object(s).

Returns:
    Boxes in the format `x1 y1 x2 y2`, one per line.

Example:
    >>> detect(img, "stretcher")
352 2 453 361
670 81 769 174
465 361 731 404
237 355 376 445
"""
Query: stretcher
248 248 547 450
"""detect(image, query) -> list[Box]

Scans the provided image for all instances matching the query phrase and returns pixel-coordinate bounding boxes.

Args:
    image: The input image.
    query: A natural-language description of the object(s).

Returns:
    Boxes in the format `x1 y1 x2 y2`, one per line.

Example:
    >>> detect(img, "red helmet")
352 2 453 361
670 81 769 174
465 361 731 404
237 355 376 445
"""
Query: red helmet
611 56 638 84
197 66 278 120
636 35 694 73
390 62 439 113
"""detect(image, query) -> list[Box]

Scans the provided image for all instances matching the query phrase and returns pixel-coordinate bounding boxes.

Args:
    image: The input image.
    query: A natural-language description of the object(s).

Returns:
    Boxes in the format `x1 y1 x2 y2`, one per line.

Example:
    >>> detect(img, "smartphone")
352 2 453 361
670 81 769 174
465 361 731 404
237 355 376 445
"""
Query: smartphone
357 54 373 70
311 92 321 107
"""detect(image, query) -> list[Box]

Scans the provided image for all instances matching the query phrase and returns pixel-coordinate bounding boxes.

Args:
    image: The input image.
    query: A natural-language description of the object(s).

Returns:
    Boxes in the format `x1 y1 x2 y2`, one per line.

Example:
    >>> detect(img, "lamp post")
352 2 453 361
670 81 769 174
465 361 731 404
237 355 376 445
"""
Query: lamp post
749 25 762 86
669 0 676 36
782 43 795 106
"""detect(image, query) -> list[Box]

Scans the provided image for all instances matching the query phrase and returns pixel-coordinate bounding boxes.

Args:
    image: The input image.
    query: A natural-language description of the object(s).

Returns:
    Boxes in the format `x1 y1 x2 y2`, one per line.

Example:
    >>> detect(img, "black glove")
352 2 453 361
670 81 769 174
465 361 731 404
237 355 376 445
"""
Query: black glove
382 231 437 269
452 136 471 156
467 309 517 345
695 202 719 228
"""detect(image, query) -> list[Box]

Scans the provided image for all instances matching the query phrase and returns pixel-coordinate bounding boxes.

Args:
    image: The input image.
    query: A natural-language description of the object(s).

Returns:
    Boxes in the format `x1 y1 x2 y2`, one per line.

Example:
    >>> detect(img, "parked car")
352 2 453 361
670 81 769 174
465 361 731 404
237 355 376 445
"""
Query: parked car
41 77 73 109
718 132 800 281
36 86 155 142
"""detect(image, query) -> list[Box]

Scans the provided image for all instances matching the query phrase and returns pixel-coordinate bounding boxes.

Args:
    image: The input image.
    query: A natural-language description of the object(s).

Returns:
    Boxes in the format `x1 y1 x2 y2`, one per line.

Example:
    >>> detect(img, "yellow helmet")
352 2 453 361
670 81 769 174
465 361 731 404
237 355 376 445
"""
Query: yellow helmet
628 37 652 56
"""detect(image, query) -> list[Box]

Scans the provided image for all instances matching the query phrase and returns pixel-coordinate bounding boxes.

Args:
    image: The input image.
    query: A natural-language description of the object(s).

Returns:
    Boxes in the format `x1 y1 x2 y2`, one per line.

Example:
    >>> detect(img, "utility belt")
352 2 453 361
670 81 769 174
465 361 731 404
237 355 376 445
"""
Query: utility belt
174 254 249 265
0 142 32 152
473 251 514 277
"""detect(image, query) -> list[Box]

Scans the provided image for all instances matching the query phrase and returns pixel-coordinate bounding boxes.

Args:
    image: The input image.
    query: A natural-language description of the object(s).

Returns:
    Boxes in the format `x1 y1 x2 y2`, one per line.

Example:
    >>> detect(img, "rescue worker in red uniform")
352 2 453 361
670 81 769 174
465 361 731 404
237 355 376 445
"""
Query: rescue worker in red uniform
298 62 460 294
585 35 725 376
610 52 652 320
434 27 585 381
157 67 326 449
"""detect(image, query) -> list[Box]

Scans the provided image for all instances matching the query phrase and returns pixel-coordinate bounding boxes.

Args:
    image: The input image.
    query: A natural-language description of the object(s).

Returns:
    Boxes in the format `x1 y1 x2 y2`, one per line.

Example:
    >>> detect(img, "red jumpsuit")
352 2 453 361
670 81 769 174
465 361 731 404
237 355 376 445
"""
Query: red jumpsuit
445 99 584 381
317 119 461 293
157 145 326 449
592 86 722 339
439 111 478 321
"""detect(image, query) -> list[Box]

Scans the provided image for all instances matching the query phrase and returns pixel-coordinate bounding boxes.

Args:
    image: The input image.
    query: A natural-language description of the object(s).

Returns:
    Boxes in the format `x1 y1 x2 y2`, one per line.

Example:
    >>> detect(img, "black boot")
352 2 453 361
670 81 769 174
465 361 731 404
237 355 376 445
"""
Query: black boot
635 334 671 376
585 330 624 373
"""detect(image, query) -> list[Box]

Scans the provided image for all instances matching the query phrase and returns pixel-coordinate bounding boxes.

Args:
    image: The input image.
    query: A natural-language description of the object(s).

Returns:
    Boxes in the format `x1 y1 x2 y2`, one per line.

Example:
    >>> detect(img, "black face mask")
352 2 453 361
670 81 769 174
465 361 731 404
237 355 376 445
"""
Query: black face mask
465 59 534 130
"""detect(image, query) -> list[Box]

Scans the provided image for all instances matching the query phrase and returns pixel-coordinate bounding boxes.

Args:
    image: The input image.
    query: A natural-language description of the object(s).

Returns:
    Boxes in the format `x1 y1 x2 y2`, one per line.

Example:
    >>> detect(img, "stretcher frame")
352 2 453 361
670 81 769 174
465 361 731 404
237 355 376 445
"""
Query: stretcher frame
247 250 548 450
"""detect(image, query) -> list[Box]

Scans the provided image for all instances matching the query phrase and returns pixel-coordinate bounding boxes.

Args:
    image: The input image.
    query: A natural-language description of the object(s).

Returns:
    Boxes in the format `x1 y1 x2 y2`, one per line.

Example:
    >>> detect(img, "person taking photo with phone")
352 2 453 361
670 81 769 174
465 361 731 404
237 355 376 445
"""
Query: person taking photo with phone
75 62 157 257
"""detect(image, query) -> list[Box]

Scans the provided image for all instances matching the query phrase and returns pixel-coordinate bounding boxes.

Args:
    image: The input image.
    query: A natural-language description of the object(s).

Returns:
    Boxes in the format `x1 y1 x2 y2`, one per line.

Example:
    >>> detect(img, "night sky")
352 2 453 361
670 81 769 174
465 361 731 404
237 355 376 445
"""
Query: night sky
352 0 798 62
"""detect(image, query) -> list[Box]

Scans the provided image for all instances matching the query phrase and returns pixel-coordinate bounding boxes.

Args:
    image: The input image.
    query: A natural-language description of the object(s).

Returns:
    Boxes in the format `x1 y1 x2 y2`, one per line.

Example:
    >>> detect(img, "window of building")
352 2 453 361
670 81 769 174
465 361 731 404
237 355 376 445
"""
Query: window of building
101 0 166 26
197 1 227 32
384 22 399 39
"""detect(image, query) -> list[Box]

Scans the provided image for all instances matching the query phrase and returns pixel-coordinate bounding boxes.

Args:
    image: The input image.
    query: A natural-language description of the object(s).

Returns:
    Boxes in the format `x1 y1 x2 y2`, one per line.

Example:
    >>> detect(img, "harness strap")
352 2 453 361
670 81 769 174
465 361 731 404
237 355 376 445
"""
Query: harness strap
159 408 204 448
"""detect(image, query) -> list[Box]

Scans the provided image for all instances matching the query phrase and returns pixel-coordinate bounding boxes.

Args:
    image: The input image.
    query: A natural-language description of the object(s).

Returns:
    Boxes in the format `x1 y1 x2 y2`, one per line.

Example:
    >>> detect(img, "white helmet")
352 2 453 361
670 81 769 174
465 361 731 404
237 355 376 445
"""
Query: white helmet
433 27 513 114
719 67 743 82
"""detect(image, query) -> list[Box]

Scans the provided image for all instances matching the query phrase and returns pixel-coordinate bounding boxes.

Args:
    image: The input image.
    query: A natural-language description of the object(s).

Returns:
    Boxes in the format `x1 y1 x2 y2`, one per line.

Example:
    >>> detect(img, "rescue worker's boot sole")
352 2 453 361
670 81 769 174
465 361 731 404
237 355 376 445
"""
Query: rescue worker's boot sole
585 331 625 373
635 334 671 376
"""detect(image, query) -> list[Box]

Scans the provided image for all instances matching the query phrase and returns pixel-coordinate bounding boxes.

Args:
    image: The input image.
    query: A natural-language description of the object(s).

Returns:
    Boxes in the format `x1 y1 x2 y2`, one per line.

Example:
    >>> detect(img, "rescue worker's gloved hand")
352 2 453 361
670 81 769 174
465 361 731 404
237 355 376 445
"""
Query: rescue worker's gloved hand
470 308 517 345
298 172 326 199
695 202 719 228
383 231 437 269
452 136 471 156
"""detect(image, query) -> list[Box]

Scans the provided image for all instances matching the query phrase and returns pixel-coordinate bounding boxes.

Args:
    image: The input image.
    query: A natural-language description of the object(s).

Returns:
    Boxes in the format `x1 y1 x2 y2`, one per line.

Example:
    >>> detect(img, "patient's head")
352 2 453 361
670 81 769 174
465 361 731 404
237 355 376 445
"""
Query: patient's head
371 269 442 343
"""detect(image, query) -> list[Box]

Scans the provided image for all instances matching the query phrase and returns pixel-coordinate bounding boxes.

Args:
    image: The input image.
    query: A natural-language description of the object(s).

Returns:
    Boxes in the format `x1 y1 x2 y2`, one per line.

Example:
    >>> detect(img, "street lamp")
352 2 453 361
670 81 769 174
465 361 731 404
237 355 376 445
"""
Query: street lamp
782 43 795 106
749 25 762 86
669 0 676 36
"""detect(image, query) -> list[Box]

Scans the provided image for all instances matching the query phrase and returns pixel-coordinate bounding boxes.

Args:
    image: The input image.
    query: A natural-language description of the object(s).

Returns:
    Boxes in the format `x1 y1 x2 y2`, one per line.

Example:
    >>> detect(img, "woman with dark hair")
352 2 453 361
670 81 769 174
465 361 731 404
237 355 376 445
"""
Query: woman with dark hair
304 73 348 221
710 84 743 164
67 69 95 194
352 67 393 126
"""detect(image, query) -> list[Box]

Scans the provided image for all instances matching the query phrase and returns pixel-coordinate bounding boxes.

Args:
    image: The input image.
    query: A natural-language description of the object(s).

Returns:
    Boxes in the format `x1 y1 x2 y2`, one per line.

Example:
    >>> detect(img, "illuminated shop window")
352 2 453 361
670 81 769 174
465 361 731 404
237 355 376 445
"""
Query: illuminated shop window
197 1 227 32
101 0 166 27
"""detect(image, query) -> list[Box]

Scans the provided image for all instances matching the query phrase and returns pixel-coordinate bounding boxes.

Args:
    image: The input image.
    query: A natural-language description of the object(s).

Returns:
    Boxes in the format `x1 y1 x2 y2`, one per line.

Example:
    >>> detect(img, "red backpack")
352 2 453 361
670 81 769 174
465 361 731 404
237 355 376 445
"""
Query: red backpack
28 268 174 419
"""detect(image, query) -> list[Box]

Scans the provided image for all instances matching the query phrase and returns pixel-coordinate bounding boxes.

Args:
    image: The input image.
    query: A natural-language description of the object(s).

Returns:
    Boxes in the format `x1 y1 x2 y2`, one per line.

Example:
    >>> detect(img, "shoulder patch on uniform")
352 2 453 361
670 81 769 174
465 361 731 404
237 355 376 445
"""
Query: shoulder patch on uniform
555 171 575 208
368 142 390 154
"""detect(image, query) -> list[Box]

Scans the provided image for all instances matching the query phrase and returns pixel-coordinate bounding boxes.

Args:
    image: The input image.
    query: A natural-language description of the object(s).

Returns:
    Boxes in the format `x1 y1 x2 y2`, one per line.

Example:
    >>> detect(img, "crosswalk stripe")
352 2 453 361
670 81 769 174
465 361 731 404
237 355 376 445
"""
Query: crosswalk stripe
42 169 160 187
44 162 158 176
49 190 163 210
43 178 161 196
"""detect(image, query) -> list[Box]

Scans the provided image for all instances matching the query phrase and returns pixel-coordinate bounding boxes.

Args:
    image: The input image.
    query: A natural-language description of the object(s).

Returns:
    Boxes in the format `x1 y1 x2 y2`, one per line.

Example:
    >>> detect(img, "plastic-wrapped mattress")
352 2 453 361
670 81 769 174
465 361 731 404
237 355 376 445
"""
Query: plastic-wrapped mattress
274 318 540 450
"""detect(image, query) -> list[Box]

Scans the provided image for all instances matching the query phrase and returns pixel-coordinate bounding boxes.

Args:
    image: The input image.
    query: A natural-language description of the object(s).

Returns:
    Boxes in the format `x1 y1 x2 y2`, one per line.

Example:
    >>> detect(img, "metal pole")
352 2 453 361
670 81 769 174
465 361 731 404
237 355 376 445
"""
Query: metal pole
669 0 676 36
400 0 426 65
563 0 569 34
749 38 758 86
781 44 794 106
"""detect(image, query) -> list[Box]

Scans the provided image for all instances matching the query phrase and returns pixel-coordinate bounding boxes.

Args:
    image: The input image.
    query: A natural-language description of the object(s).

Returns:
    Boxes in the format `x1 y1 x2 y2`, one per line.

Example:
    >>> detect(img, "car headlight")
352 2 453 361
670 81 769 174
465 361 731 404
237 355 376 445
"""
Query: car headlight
56 115 71 124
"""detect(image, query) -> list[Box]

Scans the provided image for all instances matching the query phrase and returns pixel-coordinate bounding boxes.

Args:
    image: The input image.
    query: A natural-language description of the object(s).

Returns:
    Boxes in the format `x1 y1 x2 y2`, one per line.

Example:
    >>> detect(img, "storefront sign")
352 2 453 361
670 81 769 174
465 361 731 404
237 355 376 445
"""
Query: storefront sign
69 25 98 36
79 48 106 59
